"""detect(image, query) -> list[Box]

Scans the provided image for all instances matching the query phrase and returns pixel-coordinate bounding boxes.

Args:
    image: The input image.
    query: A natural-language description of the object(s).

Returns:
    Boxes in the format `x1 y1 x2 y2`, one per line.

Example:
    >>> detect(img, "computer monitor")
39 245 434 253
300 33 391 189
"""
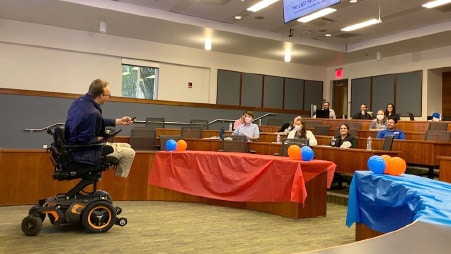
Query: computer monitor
315 109 330 119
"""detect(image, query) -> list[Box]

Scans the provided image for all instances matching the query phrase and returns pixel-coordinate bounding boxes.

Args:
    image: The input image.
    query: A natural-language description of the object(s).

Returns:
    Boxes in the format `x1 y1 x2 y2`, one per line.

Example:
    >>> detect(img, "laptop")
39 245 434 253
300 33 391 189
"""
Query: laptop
315 109 330 119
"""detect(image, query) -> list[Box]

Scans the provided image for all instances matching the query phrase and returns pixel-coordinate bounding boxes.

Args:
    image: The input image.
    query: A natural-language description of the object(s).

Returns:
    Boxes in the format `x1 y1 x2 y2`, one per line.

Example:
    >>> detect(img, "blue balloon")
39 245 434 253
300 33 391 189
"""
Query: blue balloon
166 139 177 151
367 155 386 174
301 146 314 161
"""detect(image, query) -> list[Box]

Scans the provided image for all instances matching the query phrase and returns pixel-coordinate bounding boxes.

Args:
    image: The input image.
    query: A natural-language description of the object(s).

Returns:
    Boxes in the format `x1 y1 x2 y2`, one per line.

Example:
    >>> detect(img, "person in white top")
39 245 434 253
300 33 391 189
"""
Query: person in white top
313 101 336 119
287 116 317 146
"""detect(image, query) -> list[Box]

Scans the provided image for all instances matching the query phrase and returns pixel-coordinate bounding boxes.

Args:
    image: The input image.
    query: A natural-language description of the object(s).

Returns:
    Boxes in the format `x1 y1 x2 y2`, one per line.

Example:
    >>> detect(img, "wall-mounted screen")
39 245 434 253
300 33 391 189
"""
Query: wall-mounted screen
283 0 341 23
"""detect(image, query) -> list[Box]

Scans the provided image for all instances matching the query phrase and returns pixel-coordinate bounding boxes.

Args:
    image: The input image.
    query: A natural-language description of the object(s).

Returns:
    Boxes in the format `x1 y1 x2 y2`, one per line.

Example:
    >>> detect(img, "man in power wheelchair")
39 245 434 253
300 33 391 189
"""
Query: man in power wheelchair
22 79 136 236
21 126 128 236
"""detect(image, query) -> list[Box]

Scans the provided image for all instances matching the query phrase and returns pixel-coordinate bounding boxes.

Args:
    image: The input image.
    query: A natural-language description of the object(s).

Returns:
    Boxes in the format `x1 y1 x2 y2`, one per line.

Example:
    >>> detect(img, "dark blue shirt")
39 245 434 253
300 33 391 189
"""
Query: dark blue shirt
376 129 406 139
64 94 115 164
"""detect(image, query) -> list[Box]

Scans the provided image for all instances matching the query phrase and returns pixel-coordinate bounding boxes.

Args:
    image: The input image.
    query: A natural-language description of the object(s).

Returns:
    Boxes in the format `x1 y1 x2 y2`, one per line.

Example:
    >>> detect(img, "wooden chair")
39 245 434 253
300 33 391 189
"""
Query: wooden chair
181 126 203 139
424 130 451 142
190 119 209 130
278 138 309 156
314 125 331 136
221 135 248 153
145 117 165 128
428 122 448 131
381 135 395 151
129 127 157 151
159 135 182 151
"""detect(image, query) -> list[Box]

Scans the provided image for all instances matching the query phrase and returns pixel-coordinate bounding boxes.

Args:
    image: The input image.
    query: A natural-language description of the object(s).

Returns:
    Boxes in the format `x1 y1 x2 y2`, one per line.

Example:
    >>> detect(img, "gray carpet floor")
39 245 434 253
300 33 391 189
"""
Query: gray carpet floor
1 201 354 254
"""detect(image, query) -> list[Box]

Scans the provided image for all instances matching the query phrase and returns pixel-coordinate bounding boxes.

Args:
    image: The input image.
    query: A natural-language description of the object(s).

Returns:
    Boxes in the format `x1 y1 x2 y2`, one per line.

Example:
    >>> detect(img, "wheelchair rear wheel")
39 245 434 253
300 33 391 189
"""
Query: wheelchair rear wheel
21 215 43 236
81 200 116 233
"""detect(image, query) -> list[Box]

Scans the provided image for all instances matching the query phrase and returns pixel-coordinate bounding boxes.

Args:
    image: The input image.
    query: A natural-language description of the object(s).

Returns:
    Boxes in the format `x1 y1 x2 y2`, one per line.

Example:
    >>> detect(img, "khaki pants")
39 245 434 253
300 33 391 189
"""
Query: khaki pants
106 142 136 178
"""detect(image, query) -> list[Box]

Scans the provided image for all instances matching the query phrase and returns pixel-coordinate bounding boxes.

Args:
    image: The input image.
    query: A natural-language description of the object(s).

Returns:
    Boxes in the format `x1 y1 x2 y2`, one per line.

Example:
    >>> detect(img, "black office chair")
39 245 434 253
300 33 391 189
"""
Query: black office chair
221 135 248 153
381 135 395 151
145 117 165 128
277 138 309 156
314 125 331 136
21 126 127 236
129 127 158 150
159 135 182 150
190 119 209 130
428 122 448 131
181 126 203 139
424 130 451 142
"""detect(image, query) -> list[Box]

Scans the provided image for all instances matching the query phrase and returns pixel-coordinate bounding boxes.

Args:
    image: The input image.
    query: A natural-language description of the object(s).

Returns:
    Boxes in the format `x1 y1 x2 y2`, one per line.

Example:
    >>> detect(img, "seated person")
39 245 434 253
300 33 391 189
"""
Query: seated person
233 111 246 130
385 103 400 121
332 123 358 148
232 111 259 141
65 79 136 178
278 116 301 133
369 109 387 130
287 116 317 146
353 103 372 119
313 101 336 119
431 112 441 121
376 117 406 139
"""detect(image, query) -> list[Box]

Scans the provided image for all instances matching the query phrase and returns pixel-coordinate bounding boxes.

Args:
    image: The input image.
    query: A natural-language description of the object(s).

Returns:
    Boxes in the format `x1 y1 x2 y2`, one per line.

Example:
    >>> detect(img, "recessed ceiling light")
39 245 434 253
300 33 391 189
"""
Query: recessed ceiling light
325 33 332 37
235 15 242 20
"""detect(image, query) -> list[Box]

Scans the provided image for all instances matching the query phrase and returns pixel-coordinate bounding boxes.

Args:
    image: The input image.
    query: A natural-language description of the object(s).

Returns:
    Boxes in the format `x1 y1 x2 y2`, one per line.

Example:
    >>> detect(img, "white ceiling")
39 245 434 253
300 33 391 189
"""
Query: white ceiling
1 0 451 67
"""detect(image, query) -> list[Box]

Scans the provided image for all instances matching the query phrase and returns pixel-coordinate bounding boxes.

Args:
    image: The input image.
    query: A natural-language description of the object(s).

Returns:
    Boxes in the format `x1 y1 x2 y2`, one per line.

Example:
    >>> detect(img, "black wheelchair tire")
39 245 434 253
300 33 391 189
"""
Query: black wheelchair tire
21 215 43 236
81 200 116 233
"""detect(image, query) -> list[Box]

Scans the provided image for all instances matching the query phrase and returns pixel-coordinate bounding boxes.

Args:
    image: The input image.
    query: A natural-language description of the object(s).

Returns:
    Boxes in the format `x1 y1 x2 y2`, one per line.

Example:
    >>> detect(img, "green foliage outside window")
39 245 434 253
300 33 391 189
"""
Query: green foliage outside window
121 64 158 99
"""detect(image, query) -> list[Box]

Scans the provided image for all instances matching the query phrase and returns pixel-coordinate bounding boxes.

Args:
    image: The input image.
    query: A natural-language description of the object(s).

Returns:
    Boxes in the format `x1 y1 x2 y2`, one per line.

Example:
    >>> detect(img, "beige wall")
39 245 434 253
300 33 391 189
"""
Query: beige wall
0 18 325 104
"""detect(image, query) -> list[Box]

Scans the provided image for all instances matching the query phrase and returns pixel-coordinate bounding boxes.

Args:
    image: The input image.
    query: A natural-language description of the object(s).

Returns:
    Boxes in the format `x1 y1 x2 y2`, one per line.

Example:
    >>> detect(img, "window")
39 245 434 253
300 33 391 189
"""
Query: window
121 59 159 99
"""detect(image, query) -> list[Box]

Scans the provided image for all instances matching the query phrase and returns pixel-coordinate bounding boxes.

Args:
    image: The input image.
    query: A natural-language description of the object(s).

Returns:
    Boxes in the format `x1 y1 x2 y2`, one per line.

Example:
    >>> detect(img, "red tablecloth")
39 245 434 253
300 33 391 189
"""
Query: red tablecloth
148 150 336 203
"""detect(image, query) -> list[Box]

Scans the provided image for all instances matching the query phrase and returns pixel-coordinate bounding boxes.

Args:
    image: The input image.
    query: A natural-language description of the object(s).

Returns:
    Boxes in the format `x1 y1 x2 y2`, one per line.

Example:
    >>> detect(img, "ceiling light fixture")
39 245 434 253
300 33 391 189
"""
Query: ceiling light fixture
247 0 279 12
204 38 212 51
341 0 381 31
422 0 451 8
99 21 107 33
297 8 337 23
235 15 242 20
284 51 291 62
341 18 381 31
350 0 358 3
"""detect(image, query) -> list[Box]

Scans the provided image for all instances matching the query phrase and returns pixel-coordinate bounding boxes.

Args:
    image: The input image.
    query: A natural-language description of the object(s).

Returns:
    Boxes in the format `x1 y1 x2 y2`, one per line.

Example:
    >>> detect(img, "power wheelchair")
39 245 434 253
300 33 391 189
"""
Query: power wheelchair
21 126 127 236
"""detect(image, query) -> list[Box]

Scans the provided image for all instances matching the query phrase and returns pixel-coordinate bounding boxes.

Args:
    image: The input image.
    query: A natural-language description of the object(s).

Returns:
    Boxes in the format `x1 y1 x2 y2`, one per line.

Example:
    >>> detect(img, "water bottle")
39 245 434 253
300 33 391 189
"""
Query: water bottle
367 136 372 150
220 127 225 140
276 133 281 143
330 136 336 147
258 119 262 126
228 122 233 131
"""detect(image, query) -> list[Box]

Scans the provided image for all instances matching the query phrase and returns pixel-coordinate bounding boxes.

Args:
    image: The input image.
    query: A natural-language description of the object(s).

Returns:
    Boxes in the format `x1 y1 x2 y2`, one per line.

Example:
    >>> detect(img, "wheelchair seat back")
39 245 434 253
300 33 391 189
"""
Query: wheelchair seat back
48 126 116 181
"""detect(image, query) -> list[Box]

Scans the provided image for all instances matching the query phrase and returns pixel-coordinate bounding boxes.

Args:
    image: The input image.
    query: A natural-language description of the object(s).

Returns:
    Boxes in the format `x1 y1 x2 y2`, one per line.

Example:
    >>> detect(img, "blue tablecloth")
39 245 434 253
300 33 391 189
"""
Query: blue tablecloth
346 171 451 233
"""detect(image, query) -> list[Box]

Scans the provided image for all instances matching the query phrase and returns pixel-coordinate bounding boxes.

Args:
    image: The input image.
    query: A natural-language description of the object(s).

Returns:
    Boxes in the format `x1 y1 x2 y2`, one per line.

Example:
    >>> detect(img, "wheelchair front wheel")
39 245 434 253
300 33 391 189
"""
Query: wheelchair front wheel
29 205 45 222
21 215 43 236
81 200 116 233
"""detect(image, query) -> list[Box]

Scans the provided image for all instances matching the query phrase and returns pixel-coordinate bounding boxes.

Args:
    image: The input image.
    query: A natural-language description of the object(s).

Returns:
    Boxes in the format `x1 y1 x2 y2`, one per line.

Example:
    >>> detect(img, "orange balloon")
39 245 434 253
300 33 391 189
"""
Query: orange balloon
287 145 301 160
176 139 187 151
385 157 406 176
380 155 392 173
380 154 392 163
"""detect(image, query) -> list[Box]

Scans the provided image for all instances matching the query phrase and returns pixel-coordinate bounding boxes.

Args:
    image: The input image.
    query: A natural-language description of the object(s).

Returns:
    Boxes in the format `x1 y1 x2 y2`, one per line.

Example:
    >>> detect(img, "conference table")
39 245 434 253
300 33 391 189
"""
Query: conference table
148 150 336 219
173 138 399 174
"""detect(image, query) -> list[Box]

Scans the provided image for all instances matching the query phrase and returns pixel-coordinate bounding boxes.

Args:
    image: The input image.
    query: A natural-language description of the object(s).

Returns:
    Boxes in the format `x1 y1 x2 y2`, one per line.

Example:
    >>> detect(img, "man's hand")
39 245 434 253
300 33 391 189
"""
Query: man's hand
116 116 134 125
